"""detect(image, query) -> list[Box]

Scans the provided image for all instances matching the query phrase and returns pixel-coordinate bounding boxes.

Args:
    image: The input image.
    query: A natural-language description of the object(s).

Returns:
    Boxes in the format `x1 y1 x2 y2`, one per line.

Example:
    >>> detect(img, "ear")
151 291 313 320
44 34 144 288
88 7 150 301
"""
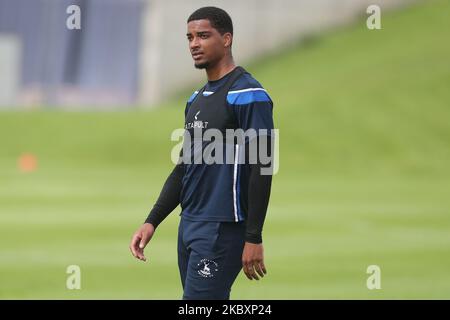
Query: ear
223 32 233 48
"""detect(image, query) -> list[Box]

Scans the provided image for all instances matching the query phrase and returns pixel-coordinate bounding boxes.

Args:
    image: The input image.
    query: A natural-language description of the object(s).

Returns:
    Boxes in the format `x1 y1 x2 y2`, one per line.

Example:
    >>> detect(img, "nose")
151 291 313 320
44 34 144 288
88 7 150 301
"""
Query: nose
189 37 200 51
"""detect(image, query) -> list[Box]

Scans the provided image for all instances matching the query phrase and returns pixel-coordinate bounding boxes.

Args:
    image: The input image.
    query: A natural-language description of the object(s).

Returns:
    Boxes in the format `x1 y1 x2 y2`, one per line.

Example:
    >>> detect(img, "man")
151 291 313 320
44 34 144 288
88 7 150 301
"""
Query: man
129 6 274 300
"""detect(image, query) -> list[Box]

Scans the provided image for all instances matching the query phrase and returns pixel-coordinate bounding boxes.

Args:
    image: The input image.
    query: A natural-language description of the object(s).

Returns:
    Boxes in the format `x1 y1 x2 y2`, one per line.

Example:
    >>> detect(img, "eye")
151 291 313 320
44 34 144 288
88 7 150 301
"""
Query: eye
200 34 209 39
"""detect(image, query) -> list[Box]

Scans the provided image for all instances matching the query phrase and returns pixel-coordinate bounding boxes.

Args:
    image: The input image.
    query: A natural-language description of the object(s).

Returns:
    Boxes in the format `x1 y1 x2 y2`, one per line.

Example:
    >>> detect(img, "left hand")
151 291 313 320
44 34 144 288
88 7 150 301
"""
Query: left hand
242 242 267 280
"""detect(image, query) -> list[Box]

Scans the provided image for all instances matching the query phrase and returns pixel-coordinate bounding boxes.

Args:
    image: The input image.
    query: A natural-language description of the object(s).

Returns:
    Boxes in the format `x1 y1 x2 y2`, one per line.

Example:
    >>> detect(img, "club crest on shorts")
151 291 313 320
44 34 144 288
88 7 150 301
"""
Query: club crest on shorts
197 258 219 278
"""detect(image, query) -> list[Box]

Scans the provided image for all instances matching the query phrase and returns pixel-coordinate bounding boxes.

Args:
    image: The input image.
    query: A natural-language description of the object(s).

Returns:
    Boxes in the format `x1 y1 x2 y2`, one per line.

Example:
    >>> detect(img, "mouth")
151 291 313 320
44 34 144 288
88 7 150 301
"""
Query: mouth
192 52 204 60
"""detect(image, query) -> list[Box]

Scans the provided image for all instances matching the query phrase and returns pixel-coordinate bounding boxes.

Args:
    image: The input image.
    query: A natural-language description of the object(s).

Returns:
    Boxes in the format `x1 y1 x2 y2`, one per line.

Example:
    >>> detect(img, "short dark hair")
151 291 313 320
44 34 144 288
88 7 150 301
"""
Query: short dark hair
187 6 233 36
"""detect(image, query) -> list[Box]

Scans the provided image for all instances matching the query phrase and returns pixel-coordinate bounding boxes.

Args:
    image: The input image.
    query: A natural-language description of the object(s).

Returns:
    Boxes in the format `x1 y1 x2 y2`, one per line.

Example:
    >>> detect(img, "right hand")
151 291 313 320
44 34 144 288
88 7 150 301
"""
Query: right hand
129 223 155 262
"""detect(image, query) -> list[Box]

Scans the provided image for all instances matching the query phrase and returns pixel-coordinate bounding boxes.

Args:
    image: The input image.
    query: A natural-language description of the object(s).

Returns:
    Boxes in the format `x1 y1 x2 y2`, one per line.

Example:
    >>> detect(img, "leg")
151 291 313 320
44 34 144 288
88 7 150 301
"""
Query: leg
177 217 189 292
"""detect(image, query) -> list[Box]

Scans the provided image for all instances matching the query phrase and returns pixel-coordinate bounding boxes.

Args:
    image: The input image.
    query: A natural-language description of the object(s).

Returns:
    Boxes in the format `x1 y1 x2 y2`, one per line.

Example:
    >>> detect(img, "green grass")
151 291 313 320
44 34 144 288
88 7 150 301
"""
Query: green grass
1 0 450 299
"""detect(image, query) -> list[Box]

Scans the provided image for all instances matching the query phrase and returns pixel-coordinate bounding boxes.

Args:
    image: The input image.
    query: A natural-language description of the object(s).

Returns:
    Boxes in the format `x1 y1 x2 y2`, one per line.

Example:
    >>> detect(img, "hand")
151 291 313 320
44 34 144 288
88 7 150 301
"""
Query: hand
129 223 155 262
242 242 267 280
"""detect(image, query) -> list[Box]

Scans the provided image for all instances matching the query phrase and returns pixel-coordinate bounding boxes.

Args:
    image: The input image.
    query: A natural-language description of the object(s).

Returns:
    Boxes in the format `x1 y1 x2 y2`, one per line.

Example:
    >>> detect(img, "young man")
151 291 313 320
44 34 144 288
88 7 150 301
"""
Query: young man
129 6 274 300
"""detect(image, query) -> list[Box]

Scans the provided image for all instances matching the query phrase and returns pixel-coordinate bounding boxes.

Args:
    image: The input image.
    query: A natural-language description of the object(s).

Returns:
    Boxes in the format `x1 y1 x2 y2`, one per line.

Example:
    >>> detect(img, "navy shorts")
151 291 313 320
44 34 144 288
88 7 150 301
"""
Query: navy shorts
177 216 246 300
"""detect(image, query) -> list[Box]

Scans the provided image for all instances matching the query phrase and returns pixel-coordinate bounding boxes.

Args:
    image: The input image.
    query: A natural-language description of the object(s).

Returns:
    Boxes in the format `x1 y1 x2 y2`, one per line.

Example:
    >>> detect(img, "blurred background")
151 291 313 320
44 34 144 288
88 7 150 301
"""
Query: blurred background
1 0 449 299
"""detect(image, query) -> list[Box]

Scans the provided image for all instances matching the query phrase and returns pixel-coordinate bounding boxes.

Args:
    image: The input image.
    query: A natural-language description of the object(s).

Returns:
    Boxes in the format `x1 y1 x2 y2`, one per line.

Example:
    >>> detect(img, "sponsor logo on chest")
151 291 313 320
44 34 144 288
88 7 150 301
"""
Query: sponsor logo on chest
185 110 209 129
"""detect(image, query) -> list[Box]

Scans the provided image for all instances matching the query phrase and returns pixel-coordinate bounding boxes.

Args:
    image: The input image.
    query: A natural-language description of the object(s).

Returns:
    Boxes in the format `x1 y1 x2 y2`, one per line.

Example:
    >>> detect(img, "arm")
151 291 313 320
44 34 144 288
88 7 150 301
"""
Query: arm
129 159 184 262
144 162 184 228
245 135 273 244
131 100 190 262
231 88 274 280
242 135 273 280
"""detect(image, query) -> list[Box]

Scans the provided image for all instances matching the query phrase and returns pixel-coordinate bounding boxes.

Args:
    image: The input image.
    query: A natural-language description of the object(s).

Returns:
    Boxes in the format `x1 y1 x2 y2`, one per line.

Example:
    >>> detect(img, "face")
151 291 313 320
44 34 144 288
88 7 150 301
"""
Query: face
186 19 232 69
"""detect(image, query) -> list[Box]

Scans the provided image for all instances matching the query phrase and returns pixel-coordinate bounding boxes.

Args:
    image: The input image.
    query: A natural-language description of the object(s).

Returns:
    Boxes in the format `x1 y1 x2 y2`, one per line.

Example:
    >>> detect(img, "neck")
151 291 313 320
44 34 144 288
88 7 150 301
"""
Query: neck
205 56 236 81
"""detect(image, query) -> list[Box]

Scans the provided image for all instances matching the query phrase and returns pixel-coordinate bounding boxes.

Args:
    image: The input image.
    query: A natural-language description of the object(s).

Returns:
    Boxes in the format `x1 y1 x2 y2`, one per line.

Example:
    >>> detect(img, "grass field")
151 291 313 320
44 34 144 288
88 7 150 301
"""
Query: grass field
1 0 450 299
